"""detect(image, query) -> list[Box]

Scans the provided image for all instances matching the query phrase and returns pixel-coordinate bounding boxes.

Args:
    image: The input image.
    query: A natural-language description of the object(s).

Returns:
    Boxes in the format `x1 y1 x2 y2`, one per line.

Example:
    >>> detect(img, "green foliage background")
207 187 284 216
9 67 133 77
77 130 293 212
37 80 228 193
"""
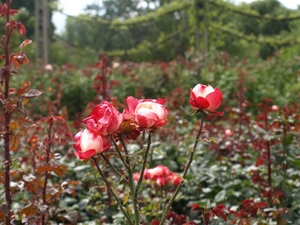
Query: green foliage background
2 0 300 224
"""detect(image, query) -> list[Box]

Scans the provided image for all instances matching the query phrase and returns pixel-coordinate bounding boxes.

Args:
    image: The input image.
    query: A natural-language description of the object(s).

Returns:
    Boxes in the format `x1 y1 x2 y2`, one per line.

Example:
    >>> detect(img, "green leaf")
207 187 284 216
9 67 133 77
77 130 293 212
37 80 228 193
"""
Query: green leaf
283 134 294 147
209 137 218 143
214 189 226 203
123 191 130 205
154 149 163 156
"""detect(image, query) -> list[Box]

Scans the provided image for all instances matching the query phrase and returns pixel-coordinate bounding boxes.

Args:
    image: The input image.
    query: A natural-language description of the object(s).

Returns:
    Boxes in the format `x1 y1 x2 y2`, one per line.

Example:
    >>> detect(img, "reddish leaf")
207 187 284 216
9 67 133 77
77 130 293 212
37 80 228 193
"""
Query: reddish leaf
70 180 80 185
0 209 5 221
0 171 4 184
190 204 201 211
184 222 198 225
255 201 269 208
17 80 31 96
152 219 160 225
27 136 38 143
212 204 227 221
8 88 16 94
19 39 32 50
19 204 38 218
0 67 9 81
24 178 43 194
35 165 56 174
10 170 24 182
0 204 9 218
9 9 18 16
9 132 22 152
11 52 30 68
54 165 67 178
255 157 265 167
17 22 26 36
4 21 16 29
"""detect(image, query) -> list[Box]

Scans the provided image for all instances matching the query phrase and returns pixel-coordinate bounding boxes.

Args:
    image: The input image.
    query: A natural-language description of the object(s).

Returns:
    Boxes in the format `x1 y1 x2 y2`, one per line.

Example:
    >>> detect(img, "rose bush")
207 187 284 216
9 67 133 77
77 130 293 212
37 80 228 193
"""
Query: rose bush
72 84 225 224
189 83 222 113
125 96 168 130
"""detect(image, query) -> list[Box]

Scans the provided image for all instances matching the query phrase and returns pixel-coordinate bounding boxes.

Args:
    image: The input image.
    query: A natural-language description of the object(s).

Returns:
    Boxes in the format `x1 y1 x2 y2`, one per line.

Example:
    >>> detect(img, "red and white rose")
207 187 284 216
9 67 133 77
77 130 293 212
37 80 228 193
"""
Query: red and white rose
83 101 123 136
189 84 222 113
73 129 109 161
125 96 168 130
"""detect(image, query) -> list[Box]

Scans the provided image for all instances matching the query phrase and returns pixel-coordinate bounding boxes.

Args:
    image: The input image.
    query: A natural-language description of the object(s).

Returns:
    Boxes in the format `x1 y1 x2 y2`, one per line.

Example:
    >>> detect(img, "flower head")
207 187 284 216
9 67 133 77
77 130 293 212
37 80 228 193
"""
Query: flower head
73 129 109 161
83 101 123 136
125 96 168 130
189 84 222 113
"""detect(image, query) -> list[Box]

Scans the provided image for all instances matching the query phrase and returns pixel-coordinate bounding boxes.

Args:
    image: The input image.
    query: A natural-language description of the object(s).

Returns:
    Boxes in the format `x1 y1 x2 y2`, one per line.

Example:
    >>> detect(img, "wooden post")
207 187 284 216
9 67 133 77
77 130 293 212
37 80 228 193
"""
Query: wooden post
195 0 203 54
203 1 208 65
35 0 50 66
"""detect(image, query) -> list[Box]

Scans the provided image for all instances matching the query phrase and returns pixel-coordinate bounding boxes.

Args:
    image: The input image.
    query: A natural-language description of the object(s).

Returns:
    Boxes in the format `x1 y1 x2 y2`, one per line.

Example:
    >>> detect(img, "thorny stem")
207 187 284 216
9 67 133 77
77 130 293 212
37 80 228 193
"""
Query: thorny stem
118 134 139 225
92 157 133 224
3 1 12 224
159 112 205 225
133 132 152 223
110 135 129 170
100 152 128 183
264 108 272 200
132 133 151 222
42 119 54 225
139 130 145 149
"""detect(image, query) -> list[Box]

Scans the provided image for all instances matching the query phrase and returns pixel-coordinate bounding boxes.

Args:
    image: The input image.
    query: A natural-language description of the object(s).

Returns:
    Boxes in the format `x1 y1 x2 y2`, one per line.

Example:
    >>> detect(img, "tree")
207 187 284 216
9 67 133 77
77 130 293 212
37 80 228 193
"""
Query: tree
238 0 291 58
63 0 190 62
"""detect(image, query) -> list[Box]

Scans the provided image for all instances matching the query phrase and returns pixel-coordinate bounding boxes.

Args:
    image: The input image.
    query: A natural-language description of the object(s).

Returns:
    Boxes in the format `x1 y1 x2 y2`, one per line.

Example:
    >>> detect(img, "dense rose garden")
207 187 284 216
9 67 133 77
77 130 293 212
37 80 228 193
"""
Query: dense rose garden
1 1 300 225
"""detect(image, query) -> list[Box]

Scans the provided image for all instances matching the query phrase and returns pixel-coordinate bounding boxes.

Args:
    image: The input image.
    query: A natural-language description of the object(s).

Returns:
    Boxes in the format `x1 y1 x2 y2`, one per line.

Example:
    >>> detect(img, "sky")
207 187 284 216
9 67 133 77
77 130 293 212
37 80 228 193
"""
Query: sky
52 0 300 34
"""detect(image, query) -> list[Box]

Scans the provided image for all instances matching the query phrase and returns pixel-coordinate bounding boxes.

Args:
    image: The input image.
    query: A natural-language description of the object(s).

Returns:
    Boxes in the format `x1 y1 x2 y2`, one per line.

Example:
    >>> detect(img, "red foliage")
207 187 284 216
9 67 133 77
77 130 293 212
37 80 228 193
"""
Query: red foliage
191 204 228 225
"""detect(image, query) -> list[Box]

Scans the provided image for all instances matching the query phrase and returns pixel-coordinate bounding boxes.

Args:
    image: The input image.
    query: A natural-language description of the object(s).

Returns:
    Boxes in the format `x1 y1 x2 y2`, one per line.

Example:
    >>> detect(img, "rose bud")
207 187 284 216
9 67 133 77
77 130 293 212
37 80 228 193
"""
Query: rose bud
189 84 223 113
73 129 106 161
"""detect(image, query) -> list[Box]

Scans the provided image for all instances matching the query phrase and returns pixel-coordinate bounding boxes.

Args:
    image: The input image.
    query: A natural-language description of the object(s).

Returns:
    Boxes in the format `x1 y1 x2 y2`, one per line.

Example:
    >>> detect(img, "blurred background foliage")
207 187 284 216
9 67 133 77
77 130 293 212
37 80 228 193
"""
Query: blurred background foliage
7 0 300 65
2 0 300 224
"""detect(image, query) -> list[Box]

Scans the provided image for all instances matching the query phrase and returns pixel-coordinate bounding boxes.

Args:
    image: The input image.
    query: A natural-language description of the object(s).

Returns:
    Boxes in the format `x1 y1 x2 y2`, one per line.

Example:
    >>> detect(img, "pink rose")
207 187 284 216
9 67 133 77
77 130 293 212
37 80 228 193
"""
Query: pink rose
189 84 222 113
83 101 123 136
271 105 279 111
165 174 181 186
73 129 108 161
133 169 151 181
125 96 168 130
133 165 181 186
148 165 171 180
156 177 166 186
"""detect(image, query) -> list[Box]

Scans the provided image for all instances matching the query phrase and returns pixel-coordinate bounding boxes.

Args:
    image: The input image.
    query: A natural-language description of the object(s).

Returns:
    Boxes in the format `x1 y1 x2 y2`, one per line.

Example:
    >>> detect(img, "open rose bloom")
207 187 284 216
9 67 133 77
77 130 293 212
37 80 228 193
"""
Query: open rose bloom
83 101 123 136
189 84 223 114
125 96 168 130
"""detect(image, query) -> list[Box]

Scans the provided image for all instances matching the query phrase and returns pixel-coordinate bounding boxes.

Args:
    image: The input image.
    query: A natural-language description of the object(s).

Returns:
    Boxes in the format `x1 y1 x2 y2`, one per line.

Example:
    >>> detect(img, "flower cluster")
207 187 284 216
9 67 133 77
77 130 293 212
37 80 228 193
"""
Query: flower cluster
133 165 181 186
73 101 122 161
74 97 168 161
73 83 222 162
73 83 223 224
